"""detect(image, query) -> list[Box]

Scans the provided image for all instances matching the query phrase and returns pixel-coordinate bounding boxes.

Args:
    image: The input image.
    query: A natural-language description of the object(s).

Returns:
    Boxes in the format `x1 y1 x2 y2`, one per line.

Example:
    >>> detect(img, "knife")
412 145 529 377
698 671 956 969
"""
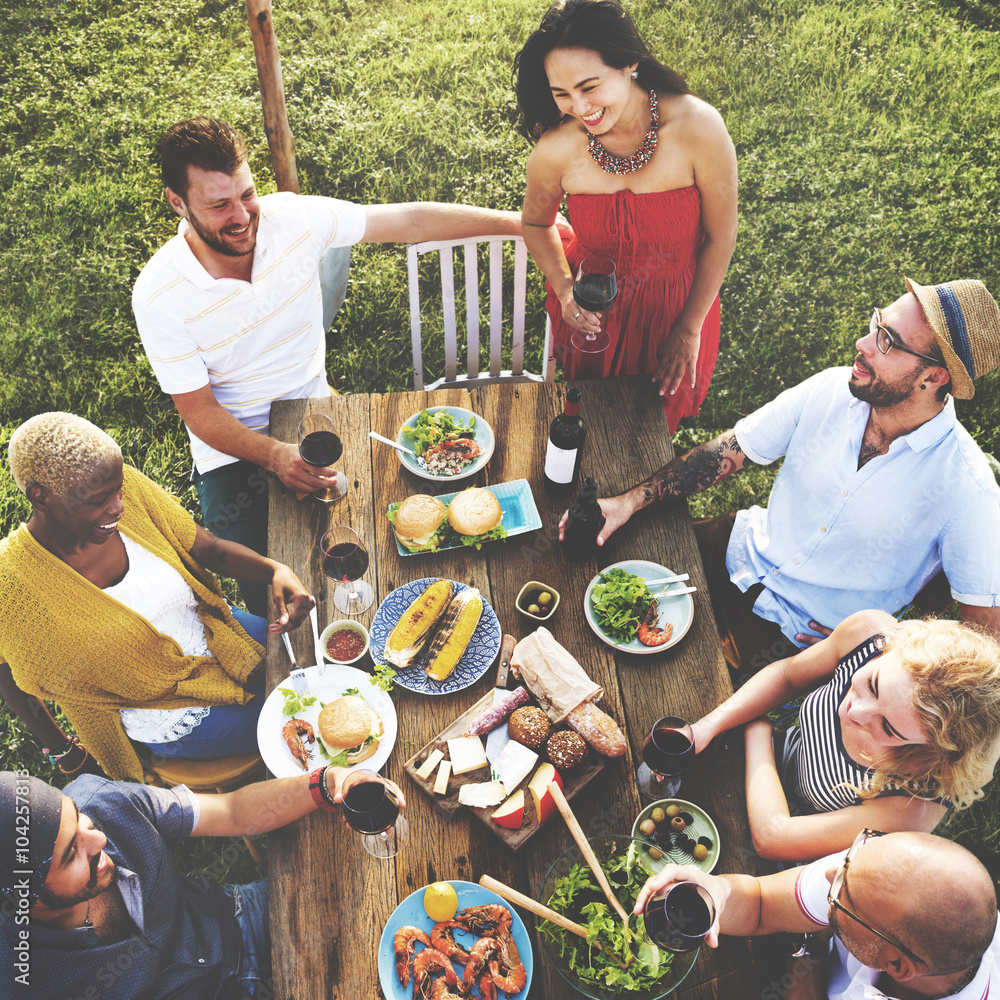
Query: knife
487 634 516 776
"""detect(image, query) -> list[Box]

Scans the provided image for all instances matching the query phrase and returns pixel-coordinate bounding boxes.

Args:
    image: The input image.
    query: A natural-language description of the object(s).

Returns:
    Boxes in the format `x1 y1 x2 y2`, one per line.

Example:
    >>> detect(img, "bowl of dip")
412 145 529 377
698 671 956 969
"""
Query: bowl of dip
320 620 370 665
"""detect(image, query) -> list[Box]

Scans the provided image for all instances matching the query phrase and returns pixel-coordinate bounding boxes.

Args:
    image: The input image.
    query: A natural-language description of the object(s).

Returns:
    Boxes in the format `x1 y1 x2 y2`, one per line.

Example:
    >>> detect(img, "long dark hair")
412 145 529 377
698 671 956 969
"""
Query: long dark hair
513 0 690 141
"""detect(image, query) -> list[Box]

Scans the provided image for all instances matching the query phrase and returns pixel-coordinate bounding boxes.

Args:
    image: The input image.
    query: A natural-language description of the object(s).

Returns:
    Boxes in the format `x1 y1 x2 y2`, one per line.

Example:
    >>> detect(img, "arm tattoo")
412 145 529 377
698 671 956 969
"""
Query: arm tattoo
639 433 751 505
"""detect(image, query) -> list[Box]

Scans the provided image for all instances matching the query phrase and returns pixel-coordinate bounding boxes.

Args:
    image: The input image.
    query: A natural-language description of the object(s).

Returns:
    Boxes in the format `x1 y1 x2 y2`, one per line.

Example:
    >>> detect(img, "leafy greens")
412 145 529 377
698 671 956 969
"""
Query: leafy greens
589 568 655 643
401 408 476 457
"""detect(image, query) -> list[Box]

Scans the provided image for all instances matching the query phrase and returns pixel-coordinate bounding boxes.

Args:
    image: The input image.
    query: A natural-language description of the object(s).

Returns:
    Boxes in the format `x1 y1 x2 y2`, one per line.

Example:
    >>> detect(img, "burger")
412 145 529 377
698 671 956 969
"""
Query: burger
447 487 507 549
317 695 384 764
389 494 449 553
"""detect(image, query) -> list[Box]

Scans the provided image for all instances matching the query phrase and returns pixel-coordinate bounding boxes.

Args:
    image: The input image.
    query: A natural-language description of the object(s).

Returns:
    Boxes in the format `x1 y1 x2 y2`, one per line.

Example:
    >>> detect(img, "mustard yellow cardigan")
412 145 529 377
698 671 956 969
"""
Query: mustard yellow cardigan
0 465 265 780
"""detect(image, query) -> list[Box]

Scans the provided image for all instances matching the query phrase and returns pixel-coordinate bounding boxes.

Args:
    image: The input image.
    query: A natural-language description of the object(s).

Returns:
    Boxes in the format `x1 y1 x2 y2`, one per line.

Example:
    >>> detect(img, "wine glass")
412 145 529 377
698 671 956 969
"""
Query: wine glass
570 256 617 354
320 526 374 615
637 716 695 800
643 880 715 953
298 414 348 505
341 769 408 859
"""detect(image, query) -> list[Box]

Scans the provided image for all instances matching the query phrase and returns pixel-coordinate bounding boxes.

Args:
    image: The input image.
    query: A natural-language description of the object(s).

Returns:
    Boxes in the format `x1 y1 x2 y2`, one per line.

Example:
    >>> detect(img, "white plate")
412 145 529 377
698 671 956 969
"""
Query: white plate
395 406 495 481
256 665 397 777
584 559 694 655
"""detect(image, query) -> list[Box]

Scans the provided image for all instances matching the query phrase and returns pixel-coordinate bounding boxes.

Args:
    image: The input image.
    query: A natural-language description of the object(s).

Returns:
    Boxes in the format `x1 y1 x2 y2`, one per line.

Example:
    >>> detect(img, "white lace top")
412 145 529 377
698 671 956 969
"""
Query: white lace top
110 533 212 744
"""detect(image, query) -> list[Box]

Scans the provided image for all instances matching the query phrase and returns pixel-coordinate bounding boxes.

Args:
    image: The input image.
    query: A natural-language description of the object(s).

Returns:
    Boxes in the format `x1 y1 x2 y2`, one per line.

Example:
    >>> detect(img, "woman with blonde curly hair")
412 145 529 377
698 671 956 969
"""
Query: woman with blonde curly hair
685 609 1000 861
0 412 313 781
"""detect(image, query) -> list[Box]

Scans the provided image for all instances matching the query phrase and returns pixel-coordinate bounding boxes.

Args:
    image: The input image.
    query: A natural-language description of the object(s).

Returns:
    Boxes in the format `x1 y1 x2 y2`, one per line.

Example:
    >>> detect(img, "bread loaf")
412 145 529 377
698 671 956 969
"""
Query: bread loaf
565 701 627 758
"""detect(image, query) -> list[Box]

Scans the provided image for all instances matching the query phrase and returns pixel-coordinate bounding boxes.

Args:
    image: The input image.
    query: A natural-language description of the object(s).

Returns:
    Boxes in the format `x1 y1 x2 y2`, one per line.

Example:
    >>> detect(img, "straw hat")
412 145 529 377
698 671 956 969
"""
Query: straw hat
905 277 1000 399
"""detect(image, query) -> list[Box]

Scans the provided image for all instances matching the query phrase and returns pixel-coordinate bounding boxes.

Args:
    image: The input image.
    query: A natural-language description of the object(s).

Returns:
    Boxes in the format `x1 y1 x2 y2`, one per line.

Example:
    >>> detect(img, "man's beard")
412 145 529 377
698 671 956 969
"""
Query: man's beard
38 850 112 909
186 206 259 258
848 356 922 407
829 907 886 970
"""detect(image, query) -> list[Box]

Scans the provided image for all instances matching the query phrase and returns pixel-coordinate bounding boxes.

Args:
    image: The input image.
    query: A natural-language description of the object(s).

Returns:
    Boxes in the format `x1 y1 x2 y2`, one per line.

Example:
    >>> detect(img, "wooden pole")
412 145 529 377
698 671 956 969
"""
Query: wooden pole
245 0 299 193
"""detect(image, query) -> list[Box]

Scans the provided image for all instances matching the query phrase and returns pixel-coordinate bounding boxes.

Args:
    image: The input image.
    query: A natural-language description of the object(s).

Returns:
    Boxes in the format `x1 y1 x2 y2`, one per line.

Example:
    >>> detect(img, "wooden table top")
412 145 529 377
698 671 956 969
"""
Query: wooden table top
266 377 760 1000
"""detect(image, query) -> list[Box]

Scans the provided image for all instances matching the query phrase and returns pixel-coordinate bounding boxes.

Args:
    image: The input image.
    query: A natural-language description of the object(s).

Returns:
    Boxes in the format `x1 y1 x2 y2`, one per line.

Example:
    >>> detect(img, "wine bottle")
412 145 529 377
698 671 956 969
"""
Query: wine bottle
543 386 585 493
562 477 606 562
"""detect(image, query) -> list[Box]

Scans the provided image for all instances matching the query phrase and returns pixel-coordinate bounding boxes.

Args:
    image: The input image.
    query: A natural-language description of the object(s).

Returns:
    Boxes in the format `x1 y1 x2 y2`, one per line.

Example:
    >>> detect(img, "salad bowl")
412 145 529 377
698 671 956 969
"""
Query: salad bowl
395 405 495 481
537 834 700 999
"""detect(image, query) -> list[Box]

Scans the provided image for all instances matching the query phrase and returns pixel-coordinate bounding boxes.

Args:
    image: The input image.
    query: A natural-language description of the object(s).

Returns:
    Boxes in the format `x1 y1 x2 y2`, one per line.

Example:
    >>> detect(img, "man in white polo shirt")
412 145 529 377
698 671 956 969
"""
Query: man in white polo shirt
634 829 998 1000
134 117 528 612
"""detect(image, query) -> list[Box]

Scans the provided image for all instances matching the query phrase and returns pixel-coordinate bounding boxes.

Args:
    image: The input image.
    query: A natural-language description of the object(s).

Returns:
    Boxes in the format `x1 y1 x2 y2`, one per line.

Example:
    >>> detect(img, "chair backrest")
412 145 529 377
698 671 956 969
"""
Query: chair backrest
319 245 352 330
407 234 555 390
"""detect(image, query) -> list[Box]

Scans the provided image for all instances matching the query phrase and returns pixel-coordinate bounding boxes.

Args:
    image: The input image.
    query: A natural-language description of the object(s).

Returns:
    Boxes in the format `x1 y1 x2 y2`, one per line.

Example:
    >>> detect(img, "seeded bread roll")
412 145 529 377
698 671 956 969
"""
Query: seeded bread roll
546 730 588 770
507 706 551 750
565 701 627 757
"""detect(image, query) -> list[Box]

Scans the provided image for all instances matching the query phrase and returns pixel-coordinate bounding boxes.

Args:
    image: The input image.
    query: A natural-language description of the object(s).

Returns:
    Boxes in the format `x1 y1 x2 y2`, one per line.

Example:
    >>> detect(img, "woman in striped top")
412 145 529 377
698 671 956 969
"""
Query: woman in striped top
690 609 1000 862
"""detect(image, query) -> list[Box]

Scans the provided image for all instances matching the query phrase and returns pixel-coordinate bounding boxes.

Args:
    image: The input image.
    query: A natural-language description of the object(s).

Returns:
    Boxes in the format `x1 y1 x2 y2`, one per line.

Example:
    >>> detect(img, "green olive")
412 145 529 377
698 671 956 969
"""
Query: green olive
692 844 708 861
639 818 656 836
648 847 663 860
665 804 681 818
528 603 542 615
537 591 553 606
650 807 666 824
670 815 686 832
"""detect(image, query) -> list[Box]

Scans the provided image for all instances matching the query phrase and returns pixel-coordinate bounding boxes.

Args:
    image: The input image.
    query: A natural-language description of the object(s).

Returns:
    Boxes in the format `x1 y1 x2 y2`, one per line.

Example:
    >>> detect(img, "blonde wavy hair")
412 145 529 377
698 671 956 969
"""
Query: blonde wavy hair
859 617 1000 809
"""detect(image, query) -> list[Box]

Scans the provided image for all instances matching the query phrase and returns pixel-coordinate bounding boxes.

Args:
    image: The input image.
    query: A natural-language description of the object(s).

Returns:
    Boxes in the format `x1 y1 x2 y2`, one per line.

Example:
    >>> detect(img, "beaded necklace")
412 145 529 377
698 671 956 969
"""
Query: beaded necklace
587 89 658 175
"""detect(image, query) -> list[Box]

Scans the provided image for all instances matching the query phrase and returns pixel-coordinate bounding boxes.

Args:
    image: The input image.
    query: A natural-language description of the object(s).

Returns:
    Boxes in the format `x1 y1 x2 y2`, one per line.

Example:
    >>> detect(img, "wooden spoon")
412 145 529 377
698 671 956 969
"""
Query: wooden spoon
478 875 630 969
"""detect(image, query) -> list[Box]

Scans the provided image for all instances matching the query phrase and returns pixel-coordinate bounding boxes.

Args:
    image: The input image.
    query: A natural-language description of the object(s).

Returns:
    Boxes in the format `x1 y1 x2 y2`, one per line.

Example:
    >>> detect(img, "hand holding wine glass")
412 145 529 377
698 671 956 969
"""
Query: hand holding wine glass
637 716 695 800
297 414 348 504
341 769 409 859
571 256 617 355
320 525 374 615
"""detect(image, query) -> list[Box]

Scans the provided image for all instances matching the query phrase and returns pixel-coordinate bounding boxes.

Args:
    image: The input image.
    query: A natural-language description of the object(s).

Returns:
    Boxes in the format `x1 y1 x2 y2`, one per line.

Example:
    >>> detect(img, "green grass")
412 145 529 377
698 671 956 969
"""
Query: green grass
1 0 999 879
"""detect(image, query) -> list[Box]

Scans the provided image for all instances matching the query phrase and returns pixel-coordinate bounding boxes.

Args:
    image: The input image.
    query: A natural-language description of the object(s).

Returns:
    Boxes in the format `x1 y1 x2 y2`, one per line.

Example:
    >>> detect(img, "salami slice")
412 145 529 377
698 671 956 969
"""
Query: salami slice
464 687 530 736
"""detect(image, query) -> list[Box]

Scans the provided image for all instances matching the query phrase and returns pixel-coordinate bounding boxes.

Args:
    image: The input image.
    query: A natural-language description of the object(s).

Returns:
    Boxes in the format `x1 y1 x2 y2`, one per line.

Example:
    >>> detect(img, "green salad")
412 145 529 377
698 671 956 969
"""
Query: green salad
401 408 476 457
590 568 655 643
539 850 674 994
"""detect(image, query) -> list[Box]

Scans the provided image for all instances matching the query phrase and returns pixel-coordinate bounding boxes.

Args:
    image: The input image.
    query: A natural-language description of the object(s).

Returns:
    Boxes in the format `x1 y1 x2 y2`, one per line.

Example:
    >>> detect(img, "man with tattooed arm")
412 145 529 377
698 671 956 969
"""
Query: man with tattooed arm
563 278 1000 679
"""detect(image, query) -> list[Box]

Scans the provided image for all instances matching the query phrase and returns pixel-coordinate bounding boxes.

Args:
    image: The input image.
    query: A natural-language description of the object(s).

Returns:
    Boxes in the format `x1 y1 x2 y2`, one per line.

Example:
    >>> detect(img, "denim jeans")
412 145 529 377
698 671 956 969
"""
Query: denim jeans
225 879 273 998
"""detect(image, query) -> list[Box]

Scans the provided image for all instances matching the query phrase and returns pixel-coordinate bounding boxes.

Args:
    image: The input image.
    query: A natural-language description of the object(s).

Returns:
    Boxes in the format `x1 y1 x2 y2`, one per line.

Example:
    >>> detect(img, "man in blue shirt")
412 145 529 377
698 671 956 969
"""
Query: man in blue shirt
567 278 1000 680
1 764 388 999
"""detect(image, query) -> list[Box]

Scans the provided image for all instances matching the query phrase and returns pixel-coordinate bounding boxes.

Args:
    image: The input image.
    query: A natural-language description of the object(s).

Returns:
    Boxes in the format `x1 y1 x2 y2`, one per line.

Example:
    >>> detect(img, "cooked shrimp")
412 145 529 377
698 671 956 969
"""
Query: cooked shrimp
412 947 460 1000
430 919 470 963
282 718 315 769
393 925 431 988
460 936 499 993
637 597 673 646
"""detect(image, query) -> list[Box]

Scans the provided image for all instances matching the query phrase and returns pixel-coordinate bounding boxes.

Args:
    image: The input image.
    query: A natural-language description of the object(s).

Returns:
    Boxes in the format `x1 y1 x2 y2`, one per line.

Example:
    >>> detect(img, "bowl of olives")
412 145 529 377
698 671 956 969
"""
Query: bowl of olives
631 799 720 874
516 581 560 621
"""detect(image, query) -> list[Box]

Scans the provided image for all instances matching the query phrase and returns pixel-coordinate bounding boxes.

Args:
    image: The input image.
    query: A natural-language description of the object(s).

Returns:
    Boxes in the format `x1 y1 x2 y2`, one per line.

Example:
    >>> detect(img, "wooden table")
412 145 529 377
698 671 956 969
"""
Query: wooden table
266 378 760 1000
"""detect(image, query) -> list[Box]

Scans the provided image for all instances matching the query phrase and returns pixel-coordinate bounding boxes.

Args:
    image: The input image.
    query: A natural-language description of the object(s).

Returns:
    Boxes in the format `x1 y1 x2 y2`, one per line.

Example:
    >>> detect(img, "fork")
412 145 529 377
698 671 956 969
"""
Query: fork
281 632 310 696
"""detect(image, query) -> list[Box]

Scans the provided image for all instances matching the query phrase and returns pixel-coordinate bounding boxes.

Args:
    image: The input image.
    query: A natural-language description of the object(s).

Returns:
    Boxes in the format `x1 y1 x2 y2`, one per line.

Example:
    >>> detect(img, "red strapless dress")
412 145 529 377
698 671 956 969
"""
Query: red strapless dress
546 185 720 433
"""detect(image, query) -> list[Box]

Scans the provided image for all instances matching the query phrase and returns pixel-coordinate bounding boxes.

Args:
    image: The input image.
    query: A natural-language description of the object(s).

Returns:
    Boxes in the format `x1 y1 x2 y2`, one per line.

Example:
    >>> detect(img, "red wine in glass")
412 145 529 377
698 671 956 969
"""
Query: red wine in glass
341 770 409 859
643 881 715 953
637 716 695 800
320 526 374 614
571 256 616 354
297 414 347 504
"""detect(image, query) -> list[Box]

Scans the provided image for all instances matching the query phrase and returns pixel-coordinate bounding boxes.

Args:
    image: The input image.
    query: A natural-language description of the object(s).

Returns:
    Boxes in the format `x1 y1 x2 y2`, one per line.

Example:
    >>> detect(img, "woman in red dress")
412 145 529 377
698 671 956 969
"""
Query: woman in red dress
514 0 738 432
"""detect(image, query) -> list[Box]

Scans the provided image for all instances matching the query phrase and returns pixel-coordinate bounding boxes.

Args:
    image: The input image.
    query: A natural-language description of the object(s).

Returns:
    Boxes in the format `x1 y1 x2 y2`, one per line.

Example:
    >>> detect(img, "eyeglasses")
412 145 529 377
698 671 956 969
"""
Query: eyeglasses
869 309 943 367
828 829 928 966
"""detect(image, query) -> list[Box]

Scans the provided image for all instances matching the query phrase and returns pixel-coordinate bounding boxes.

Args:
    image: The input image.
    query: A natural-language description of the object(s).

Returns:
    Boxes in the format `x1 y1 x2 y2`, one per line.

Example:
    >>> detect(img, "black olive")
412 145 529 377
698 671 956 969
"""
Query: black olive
697 836 714 848
678 835 697 853
679 811 695 825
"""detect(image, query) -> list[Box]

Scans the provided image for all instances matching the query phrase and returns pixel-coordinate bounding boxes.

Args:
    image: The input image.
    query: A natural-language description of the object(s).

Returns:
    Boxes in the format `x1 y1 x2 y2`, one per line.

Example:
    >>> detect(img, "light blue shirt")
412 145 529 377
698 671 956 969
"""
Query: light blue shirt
727 367 1000 641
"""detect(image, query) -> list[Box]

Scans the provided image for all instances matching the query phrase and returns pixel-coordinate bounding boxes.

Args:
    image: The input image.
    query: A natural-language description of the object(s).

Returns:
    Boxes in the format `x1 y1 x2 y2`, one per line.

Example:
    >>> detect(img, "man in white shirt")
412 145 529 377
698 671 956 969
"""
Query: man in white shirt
134 117 529 612
634 829 997 1000
570 277 1000 679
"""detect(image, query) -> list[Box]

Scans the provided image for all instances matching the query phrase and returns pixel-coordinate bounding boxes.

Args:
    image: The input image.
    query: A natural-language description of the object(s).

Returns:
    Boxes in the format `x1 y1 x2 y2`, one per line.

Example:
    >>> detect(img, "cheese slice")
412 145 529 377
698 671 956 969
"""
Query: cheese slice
493 740 538 795
433 758 452 795
416 748 444 781
447 736 488 775
458 781 506 808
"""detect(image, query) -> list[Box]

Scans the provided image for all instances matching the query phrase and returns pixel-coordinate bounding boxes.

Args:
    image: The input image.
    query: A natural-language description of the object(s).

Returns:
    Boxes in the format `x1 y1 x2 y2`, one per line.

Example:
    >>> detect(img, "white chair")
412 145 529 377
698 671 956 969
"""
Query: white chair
407 234 556 390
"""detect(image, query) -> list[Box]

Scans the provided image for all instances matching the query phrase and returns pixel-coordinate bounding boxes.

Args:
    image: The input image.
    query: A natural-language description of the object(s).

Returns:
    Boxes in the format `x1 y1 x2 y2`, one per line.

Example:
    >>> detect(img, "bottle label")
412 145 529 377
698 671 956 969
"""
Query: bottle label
544 442 578 484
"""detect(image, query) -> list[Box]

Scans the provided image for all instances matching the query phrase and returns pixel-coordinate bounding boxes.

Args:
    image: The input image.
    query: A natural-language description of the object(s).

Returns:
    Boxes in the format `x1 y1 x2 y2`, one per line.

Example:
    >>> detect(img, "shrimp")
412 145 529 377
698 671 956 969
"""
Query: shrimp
394 926 431 988
478 970 497 1000
429 979 466 1000
461 936 499 993
488 932 527 994
455 903 512 938
430 919 470 963
412 947 460 1000
282 718 315 769
637 597 673 647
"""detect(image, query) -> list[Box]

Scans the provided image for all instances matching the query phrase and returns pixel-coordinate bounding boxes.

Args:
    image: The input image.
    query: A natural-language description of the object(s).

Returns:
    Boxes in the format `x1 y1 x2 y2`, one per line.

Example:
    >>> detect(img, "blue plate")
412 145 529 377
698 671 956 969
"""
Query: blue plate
370 578 502 695
377 880 532 1000
584 560 695 655
396 406 495 481
387 480 542 556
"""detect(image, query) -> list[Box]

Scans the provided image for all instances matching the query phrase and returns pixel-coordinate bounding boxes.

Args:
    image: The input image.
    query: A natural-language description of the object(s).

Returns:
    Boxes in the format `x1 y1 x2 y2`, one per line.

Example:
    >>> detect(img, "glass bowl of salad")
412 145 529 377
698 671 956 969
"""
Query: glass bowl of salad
537 834 701 1000
395 406 495 481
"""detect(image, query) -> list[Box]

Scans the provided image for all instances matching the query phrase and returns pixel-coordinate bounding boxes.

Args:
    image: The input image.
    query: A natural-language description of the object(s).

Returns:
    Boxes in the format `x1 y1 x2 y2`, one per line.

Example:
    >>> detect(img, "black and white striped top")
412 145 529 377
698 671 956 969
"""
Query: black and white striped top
780 634 914 813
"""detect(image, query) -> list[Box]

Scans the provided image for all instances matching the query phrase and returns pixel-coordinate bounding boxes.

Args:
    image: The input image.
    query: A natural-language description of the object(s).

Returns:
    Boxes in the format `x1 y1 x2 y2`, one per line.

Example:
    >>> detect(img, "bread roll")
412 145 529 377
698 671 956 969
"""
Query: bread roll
565 701 627 758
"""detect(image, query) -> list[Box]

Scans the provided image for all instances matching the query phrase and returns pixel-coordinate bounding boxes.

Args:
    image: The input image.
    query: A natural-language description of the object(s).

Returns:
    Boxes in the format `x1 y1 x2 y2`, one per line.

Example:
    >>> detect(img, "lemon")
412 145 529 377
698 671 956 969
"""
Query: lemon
424 881 458 922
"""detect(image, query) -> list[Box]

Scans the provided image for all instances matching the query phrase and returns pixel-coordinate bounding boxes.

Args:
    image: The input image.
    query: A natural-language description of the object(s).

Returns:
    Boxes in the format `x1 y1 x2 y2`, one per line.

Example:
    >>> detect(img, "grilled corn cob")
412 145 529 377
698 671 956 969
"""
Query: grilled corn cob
384 578 453 668
424 588 483 681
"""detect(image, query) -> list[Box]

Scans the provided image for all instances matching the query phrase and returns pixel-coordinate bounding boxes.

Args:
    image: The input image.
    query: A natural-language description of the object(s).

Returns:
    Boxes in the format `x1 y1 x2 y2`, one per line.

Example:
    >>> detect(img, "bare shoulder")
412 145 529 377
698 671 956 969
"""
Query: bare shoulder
664 94 732 146
834 609 896 649
530 119 584 166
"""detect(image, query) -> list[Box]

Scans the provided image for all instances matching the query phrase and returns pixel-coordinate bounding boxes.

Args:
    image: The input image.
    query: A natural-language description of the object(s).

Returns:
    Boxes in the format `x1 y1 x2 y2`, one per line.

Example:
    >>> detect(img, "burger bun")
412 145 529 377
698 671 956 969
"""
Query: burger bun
317 695 384 764
394 494 448 551
447 488 502 537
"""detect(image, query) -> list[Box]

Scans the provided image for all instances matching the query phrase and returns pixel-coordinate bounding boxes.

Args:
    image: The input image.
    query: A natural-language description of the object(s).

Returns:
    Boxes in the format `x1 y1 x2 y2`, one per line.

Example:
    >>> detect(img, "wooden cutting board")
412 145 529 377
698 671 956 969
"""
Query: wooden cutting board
402 688 614 851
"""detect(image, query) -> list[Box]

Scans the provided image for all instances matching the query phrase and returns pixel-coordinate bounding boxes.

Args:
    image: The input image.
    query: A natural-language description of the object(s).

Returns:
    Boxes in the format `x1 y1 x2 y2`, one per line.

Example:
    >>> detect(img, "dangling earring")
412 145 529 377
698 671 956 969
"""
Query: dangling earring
631 70 638 79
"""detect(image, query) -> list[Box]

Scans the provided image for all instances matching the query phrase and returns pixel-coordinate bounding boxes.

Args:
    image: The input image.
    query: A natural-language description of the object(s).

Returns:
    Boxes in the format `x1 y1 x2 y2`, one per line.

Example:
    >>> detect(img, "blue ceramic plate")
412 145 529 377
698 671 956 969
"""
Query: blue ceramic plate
370 578 502 695
584 560 695 655
396 406 495 481
387 479 542 557
377 880 532 1000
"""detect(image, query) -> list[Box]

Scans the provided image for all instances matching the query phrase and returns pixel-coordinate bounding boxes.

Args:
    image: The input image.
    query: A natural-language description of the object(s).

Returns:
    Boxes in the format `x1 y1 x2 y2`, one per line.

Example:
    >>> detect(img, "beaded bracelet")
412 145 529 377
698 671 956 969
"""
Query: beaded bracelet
309 767 337 813
42 738 92 775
